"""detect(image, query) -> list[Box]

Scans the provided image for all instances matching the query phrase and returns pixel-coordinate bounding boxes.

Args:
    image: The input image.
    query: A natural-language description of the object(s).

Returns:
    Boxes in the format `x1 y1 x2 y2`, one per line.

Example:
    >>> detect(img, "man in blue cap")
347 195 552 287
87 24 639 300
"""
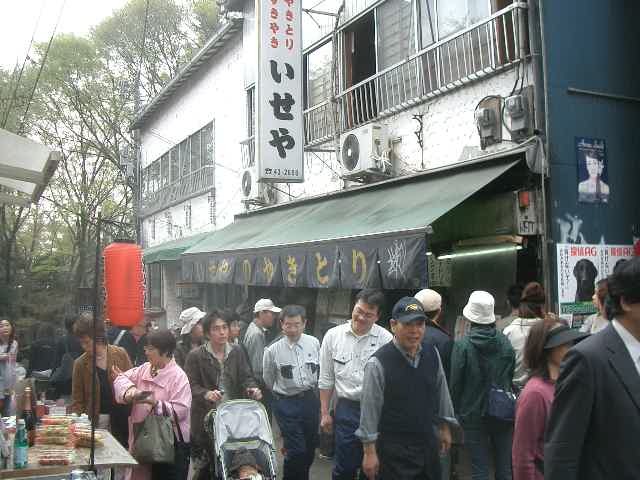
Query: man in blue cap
356 297 457 480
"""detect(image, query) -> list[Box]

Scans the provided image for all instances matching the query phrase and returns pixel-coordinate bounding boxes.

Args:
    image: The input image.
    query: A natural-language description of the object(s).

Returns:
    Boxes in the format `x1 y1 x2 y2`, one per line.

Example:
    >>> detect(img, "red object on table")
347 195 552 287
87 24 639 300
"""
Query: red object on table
103 240 145 327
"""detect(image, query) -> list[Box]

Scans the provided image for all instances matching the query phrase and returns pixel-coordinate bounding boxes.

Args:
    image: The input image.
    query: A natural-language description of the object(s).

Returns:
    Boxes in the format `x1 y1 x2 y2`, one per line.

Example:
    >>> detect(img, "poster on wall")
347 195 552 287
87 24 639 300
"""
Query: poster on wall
256 0 304 182
576 137 609 204
556 243 633 326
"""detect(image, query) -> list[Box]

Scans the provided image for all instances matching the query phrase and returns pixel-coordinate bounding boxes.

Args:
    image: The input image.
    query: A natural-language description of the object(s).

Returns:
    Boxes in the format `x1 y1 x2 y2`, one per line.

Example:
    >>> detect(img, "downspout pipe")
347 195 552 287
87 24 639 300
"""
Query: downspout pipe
528 0 553 305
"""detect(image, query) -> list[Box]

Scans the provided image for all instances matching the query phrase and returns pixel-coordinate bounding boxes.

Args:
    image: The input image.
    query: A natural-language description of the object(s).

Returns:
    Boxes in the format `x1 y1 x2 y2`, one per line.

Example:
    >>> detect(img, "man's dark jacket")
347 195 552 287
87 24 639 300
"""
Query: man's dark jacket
544 323 640 480
423 322 453 378
183 343 258 449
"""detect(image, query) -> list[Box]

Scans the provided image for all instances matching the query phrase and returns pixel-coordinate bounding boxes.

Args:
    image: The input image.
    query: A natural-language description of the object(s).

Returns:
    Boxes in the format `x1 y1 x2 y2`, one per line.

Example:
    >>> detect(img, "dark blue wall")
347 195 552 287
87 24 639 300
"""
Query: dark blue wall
542 0 640 299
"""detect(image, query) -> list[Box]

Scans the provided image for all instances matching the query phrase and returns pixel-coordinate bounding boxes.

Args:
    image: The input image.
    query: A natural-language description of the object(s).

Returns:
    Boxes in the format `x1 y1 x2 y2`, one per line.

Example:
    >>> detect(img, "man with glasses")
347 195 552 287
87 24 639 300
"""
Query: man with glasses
319 289 392 480
263 305 320 480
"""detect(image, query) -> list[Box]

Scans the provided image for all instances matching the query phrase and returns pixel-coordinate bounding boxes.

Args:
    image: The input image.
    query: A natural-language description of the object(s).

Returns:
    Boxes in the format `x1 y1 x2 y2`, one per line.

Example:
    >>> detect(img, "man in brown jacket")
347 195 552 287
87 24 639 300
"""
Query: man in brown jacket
184 310 262 480
71 313 132 446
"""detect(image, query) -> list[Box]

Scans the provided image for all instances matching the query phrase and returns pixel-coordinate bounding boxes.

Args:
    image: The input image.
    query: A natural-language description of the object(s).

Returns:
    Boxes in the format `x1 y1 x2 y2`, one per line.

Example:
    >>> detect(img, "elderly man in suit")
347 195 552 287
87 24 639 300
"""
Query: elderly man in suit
545 256 640 480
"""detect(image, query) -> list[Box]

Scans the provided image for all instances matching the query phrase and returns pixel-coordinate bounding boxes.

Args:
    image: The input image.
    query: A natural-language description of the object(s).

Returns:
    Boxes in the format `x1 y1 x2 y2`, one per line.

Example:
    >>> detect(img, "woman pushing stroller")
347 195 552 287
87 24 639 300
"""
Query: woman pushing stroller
184 310 262 480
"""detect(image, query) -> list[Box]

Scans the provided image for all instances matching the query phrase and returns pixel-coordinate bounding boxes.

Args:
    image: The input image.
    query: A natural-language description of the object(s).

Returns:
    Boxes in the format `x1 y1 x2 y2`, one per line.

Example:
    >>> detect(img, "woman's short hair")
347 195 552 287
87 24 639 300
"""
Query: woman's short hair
73 312 106 343
147 329 176 357
519 282 546 319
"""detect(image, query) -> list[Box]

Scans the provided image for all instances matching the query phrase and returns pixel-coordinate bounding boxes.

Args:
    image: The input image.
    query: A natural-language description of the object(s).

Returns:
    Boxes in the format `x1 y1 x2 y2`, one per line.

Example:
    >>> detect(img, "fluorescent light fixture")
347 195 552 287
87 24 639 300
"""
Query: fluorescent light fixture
437 245 522 260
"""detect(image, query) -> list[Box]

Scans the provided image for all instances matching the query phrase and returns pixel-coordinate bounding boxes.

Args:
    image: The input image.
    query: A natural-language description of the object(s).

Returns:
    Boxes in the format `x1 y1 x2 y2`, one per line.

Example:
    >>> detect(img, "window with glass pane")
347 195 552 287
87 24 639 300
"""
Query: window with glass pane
180 139 190 177
201 123 213 165
377 0 416 70
420 0 437 48
151 161 160 192
170 147 179 182
376 0 418 110
306 41 332 108
161 153 170 187
190 130 201 172
437 0 491 85
147 263 162 308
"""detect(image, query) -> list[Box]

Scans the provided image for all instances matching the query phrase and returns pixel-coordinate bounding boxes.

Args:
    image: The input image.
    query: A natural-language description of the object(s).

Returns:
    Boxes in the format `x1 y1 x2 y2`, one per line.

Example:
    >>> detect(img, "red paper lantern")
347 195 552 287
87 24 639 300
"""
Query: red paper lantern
103 240 145 328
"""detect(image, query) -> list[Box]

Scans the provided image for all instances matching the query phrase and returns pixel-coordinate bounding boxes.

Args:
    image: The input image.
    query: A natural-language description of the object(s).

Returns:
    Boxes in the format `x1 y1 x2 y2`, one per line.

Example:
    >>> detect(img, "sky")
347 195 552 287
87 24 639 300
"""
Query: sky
0 0 129 70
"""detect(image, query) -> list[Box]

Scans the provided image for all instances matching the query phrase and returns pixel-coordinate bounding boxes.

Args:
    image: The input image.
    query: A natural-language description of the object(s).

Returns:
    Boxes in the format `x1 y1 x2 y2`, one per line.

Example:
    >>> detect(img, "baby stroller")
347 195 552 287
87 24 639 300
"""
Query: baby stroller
211 399 277 480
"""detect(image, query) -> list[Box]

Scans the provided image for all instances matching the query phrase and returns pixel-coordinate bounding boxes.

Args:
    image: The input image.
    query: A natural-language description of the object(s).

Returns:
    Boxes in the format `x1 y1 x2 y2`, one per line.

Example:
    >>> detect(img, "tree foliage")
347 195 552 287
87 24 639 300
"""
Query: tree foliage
0 0 221 318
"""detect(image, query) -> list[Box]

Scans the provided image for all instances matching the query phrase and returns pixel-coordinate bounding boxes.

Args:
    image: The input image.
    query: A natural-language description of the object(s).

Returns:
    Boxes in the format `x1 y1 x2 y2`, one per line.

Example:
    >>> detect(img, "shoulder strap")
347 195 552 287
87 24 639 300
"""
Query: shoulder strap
113 330 126 347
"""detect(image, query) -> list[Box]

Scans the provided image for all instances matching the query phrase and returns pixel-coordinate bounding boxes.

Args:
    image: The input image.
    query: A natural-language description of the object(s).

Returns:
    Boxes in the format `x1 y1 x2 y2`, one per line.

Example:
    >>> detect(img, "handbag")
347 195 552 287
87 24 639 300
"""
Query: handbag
473 344 516 423
132 403 184 464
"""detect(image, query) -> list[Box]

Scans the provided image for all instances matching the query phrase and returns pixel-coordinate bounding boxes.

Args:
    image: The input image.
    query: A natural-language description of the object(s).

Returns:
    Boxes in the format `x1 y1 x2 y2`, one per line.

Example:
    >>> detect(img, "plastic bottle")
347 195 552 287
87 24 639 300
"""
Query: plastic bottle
13 419 28 469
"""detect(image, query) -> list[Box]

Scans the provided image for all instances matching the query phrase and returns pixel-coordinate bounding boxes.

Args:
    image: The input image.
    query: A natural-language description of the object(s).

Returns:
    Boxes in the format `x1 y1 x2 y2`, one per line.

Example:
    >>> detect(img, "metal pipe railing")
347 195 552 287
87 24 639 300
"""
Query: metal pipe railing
303 2 528 145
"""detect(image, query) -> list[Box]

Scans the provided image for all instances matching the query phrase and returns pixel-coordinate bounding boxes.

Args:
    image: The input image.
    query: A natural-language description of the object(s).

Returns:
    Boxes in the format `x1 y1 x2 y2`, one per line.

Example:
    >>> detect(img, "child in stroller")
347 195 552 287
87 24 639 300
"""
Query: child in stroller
208 399 277 480
229 449 263 480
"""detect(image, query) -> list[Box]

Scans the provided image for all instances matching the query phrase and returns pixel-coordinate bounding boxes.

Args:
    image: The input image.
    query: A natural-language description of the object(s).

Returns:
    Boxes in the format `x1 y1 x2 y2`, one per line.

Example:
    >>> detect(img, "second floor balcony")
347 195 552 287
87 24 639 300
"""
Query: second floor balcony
304 2 528 147
140 164 214 217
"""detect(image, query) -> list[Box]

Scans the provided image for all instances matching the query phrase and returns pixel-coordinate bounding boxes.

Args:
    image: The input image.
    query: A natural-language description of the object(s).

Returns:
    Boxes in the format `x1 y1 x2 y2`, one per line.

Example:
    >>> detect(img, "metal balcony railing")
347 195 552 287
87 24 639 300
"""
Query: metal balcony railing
240 135 255 169
303 2 528 146
140 165 214 217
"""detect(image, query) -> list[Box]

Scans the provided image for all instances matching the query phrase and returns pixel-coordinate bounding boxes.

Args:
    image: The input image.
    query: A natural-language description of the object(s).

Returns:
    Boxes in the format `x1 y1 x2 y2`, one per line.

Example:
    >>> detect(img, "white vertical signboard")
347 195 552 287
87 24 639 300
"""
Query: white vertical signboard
256 0 304 182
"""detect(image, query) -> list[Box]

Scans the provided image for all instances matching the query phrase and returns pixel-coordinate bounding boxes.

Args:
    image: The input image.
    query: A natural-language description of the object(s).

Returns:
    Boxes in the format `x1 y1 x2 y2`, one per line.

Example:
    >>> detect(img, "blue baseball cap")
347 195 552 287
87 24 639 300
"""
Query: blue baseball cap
392 297 428 323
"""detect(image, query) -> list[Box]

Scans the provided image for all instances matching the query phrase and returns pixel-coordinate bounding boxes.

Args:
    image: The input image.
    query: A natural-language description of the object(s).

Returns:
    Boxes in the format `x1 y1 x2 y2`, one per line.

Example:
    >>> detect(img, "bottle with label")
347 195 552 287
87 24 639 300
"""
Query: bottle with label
22 387 36 447
13 419 28 469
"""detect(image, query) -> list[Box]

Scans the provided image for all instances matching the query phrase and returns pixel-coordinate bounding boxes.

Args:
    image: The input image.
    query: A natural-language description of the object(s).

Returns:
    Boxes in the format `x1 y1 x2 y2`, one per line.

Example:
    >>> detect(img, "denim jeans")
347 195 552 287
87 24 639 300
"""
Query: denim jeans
464 420 513 480
332 399 365 480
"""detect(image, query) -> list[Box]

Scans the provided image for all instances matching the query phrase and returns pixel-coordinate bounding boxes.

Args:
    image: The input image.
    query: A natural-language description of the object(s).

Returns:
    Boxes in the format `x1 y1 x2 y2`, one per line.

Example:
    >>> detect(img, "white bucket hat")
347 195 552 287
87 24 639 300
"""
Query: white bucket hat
253 298 281 313
179 307 207 335
463 291 496 325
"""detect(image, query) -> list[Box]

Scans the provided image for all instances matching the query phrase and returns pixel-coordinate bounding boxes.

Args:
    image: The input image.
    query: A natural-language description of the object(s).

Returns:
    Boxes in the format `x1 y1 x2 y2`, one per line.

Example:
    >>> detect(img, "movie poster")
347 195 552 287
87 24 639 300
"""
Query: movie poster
576 137 609 204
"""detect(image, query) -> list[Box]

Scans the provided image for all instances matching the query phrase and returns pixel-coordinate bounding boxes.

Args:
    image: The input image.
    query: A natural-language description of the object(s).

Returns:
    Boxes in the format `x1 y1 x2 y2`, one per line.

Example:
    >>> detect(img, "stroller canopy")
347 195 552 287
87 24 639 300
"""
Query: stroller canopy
214 400 273 452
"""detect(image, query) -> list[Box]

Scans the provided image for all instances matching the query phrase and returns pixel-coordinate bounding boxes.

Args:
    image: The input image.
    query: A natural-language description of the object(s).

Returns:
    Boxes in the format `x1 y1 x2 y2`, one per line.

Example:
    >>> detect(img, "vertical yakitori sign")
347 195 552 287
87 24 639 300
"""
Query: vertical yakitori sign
256 0 304 182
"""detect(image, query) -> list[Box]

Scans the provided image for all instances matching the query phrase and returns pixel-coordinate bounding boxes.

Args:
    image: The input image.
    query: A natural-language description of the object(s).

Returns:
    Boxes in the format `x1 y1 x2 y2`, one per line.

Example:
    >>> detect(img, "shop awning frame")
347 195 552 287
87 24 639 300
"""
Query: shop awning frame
182 153 528 289
0 128 60 205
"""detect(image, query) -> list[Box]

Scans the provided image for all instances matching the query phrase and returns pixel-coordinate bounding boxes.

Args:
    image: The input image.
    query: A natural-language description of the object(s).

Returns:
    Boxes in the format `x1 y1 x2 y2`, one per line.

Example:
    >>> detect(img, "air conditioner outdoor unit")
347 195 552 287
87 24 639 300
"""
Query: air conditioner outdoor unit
241 167 277 206
340 124 391 180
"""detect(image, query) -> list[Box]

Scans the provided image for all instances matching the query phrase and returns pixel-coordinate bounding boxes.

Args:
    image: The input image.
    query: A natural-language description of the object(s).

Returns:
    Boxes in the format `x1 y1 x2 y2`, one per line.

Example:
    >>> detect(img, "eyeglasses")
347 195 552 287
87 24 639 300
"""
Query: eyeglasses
354 306 377 321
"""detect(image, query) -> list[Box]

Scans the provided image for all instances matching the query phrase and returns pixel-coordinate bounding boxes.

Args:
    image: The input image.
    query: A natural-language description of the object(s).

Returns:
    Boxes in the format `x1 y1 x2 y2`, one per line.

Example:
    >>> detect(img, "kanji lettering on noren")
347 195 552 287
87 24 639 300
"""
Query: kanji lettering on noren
269 128 295 159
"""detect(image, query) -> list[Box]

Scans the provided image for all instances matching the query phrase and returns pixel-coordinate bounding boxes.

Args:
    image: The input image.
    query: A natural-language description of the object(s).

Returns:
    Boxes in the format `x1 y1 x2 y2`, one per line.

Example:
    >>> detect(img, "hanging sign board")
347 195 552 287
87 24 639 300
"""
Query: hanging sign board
256 0 304 183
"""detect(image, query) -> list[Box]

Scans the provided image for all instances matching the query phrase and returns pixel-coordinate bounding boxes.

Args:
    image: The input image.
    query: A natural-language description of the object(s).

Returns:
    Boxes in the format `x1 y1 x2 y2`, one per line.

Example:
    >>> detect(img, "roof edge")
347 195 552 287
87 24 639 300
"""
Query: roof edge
130 17 243 130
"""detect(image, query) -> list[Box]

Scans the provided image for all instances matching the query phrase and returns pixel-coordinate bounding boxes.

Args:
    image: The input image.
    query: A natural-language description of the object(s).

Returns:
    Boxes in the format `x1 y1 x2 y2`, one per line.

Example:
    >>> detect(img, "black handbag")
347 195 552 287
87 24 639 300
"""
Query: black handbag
473 345 516 423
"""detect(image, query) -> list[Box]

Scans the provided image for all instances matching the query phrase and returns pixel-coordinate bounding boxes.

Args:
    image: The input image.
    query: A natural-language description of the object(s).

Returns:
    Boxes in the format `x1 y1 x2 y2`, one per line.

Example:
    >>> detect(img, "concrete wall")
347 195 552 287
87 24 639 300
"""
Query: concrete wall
140 30 245 247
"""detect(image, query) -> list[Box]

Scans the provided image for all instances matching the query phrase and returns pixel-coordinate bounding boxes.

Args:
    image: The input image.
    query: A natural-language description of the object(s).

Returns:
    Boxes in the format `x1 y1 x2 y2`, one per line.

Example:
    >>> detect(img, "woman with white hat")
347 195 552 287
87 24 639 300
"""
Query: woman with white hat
174 307 206 368
450 291 516 480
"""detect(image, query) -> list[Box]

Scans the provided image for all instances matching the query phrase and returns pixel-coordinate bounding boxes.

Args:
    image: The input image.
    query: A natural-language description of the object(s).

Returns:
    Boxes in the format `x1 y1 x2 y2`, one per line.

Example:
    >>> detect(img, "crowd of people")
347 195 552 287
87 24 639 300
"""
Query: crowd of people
0 256 638 480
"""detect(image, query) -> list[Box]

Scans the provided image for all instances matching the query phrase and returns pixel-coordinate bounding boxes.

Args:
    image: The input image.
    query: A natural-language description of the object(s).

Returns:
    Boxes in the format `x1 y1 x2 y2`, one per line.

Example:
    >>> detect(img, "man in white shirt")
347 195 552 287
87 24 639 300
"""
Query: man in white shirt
319 289 393 480
545 257 640 479
263 305 320 480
